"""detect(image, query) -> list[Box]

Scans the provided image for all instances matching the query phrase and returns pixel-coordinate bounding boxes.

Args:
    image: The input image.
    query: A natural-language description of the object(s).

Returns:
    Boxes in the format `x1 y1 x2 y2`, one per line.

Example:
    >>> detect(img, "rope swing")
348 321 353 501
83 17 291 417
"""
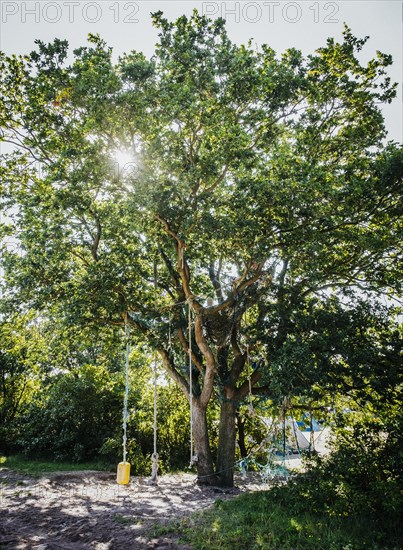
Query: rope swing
188 300 195 467
148 258 159 485
148 354 159 485
123 317 130 462
117 313 131 485
246 344 254 416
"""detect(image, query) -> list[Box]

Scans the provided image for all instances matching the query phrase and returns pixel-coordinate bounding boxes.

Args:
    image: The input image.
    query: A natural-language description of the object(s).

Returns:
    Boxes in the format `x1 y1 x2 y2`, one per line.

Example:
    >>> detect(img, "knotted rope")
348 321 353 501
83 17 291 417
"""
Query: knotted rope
188 300 194 467
148 354 159 485
122 313 130 463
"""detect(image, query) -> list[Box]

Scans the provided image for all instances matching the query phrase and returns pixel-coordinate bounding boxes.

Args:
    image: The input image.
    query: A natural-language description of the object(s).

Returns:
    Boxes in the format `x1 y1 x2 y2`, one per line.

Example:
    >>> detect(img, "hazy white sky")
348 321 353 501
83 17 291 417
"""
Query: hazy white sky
0 1 402 141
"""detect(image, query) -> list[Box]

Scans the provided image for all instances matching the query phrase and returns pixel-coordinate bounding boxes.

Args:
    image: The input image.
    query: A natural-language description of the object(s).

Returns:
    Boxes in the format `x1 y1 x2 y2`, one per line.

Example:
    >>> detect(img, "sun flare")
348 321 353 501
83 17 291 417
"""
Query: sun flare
113 149 135 169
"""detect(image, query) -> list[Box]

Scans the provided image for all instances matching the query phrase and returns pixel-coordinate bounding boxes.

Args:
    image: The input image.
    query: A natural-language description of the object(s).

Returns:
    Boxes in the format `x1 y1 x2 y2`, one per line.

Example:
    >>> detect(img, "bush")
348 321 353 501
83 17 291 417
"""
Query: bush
288 411 403 546
13 361 203 474
16 365 123 462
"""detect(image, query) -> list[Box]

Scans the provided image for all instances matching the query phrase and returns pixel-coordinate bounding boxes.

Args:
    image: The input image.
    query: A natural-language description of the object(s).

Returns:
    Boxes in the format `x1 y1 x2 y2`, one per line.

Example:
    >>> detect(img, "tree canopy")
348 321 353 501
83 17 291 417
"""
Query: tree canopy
1 11 402 485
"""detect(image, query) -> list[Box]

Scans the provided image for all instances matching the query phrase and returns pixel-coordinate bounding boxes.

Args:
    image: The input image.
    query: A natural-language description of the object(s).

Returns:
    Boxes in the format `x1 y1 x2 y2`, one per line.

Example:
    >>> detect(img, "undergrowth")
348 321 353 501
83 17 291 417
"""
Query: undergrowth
0 455 110 476
170 483 402 550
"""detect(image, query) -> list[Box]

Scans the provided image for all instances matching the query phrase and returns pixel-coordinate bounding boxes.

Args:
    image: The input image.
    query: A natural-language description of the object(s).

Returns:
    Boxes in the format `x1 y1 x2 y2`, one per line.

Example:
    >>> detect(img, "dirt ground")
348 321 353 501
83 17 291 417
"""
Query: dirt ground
0 469 272 549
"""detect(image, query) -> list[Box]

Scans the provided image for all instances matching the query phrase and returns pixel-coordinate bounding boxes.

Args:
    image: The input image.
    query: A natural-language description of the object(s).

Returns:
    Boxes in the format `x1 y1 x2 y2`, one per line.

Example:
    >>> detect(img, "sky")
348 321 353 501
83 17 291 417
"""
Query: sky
0 1 401 310
0 1 402 141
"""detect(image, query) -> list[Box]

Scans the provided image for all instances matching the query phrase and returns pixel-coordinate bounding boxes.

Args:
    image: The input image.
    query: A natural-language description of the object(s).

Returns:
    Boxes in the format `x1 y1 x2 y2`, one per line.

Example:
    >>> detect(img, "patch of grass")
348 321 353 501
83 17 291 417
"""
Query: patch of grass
151 519 186 537
0 455 110 476
113 513 140 526
177 488 401 550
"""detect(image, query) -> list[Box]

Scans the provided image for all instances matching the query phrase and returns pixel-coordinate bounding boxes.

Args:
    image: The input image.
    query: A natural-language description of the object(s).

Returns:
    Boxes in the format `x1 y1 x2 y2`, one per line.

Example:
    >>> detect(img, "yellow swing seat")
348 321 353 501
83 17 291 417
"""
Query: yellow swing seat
117 461 131 485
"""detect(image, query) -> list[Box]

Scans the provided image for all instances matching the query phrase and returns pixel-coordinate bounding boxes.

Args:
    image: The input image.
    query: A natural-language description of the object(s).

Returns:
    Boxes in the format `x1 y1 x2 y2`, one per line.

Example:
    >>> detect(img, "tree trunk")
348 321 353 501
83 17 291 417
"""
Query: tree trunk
192 398 216 485
236 412 248 458
216 396 237 487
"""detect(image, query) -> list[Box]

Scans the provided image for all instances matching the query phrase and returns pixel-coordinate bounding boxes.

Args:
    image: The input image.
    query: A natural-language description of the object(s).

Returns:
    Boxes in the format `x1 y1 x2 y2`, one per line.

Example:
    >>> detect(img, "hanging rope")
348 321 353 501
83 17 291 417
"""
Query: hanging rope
282 399 287 459
148 354 159 485
188 300 195 467
148 259 159 485
289 404 302 456
309 404 315 453
246 344 254 415
168 312 172 350
122 313 130 464
153 355 158 458
243 310 255 418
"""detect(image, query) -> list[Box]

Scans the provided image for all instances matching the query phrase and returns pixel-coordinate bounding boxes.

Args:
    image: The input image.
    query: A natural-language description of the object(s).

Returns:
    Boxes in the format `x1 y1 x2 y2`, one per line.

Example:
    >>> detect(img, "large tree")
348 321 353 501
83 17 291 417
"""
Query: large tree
1 11 401 485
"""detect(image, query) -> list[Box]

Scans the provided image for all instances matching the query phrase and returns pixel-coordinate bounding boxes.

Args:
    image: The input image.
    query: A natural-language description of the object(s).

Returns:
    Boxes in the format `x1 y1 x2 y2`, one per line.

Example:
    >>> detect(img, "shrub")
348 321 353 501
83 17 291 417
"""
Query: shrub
288 410 403 546
16 365 122 462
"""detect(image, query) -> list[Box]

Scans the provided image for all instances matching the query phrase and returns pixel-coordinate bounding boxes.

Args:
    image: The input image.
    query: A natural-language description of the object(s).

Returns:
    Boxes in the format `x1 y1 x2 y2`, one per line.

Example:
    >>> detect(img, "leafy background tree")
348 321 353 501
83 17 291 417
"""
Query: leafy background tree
0 313 49 451
1 315 200 473
0 11 401 488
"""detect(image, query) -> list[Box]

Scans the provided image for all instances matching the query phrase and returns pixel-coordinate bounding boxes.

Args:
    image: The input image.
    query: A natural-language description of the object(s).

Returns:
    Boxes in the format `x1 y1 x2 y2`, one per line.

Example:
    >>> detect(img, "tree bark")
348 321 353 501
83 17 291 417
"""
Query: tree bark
236 412 248 458
192 397 216 485
216 394 237 487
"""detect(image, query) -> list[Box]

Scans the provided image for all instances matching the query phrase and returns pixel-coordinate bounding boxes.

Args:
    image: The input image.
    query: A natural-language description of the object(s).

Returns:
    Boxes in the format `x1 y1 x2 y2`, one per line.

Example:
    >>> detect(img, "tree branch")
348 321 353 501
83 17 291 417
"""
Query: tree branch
209 260 224 303
158 347 190 397
194 313 216 407
236 369 262 401
178 325 204 374
204 165 228 193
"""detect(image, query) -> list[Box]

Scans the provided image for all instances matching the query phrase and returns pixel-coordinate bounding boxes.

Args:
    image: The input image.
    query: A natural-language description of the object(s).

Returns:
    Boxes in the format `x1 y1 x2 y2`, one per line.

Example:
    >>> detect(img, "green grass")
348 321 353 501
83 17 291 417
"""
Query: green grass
172 488 400 550
112 513 142 526
0 455 111 476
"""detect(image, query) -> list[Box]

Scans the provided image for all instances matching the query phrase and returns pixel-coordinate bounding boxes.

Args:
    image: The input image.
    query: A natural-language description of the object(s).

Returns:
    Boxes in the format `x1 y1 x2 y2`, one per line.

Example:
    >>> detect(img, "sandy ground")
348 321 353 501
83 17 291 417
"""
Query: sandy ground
0 469 274 550
0 432 330 549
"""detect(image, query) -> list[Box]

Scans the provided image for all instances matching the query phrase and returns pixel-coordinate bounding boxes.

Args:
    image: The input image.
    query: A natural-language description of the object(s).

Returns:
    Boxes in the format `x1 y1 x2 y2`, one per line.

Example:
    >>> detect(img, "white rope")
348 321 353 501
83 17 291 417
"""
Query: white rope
168 312 172 350
309 406 315 452
153 356 158 457
188 301 194 467
246 345 254 414
148 261 159 485
148 354 159 485
122 314 130 463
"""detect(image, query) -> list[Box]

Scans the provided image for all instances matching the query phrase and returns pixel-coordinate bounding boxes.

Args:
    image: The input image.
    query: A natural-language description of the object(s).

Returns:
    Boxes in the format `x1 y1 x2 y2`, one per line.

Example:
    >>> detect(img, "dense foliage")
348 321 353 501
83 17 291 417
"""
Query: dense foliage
1 11 402 489
0 317 201 473
175 469 402 549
